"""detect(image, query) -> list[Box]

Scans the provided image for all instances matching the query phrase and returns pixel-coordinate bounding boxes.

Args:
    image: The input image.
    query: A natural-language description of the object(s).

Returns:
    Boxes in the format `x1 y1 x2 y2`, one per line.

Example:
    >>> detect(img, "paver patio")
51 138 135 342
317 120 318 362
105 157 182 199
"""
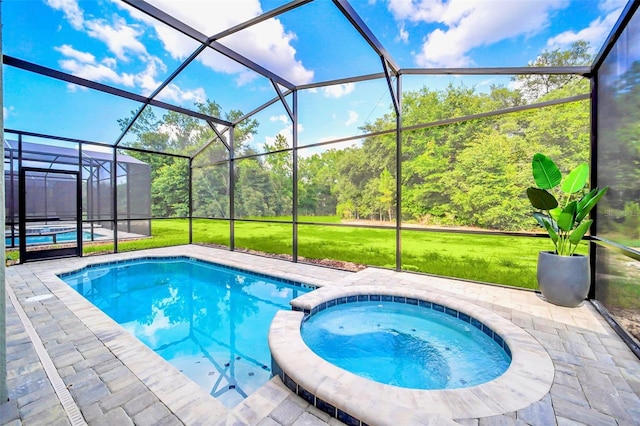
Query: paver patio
2 245 639 425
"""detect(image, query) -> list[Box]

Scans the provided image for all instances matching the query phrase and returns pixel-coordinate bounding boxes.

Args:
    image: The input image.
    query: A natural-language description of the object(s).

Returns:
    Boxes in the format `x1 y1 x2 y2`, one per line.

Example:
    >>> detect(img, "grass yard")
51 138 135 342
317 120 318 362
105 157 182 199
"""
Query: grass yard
8 217 589 290
189 218 569 289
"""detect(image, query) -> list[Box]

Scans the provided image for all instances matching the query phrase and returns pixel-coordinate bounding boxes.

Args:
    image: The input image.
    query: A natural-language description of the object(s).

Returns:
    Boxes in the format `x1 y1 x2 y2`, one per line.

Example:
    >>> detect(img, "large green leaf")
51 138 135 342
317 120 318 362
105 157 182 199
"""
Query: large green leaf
549 207 562 222
577 188 598 212
532 153 561 189
569 219 593 245
557 201 577 231
533 213 559 244
561 163 589 194
533 212 558 231
527 188 558 210
575 187 609 223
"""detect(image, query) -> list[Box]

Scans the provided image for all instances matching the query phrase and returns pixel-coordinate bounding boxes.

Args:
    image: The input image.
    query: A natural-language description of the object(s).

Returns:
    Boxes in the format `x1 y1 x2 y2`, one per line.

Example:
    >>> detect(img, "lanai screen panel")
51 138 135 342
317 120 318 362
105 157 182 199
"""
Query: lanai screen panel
83 149 114 224
80 147 152 235
233 154 292 220
154 48 281 121
595 4 640 345
297 138 396 222
399 99 590 231
297 78 396 148
237 98 292 155
115 153 150 220
4 143 18 229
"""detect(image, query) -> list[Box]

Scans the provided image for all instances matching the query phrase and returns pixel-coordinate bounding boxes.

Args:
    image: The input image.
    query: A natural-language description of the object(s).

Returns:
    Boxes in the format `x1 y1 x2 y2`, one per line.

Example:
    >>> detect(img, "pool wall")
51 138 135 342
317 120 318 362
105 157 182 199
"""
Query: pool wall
269 284 554 425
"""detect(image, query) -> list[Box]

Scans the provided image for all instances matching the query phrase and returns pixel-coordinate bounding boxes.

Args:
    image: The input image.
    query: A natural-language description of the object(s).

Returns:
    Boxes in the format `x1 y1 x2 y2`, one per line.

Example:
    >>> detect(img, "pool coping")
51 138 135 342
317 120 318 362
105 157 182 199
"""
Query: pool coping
269 284 555 425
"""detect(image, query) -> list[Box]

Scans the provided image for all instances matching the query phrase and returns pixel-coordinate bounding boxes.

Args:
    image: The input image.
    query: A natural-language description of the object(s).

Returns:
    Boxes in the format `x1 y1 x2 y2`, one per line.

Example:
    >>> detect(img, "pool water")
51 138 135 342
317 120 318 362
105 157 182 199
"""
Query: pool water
301 301 511 390
5 231 94 246
61 257 312 408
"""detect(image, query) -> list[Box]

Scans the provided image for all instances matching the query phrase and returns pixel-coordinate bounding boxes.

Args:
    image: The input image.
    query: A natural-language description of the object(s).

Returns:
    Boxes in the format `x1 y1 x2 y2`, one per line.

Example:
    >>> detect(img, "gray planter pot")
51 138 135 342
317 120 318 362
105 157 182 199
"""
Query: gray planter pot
537 251 590 308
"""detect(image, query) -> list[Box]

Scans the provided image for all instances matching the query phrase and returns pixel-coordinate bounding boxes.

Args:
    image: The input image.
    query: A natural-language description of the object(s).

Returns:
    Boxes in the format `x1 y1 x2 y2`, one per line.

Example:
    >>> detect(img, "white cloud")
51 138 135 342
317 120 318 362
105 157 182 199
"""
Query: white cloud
132 56 207 103
196 49 259 86
222 21 313 85
546 4 625 52
600 0 628 13
323 83 356 98
65 83 88 92
270 114 290 125
54 44 96 64
85 17 147 61
102 57 117 68
157 84 207 104
54 43 205 105
264 126 293 149
3 106 15 120
134 56 167 93
396 22 409 43
388 0 448 22
48 0 148 62
48 0 208 105
345 110 359 126
388 0 570 67
137 0 313 85
58 58 136 87
45 0 84 30
262 122 305 151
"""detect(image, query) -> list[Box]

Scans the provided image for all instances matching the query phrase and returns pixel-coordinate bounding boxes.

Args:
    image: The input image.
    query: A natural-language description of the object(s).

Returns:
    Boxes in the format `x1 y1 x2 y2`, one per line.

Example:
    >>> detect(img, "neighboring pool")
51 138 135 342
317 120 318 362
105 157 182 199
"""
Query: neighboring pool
60 256 314 408
6 230 95 246
301 300 511 390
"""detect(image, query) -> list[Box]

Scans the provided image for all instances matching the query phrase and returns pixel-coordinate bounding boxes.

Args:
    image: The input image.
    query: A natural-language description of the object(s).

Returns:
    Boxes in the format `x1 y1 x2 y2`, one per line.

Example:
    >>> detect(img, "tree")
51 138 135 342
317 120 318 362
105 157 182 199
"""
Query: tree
117 100 258 218
377 168 395 221
263 134 292 216
234 157 277 217
151 159 189 217
298 152 338 216
514 40 592 101
450 133 532 230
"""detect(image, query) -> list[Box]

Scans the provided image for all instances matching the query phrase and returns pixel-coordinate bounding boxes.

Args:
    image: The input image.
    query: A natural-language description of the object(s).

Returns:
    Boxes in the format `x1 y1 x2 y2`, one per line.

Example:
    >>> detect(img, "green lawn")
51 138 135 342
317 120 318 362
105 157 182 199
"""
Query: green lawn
166 218 570 289
8 217 589 290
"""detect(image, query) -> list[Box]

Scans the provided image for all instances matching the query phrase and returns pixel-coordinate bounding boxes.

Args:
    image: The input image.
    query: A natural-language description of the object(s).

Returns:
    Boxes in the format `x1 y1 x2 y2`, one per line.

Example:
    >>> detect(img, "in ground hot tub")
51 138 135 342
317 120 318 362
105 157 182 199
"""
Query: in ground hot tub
269 285 554 425
300 299 511 390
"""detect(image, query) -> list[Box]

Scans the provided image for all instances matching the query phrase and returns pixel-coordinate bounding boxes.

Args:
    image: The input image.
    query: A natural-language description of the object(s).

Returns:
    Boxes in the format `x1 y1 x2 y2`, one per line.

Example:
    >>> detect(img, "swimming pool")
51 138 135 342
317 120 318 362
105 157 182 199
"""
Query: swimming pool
5 230 96 246
60 256 314 408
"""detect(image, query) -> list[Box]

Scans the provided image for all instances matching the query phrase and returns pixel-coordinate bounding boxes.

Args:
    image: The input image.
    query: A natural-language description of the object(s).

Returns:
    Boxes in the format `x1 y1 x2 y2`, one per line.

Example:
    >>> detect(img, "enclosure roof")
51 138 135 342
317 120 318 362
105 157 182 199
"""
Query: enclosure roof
4 140 147 166
2 0 632 151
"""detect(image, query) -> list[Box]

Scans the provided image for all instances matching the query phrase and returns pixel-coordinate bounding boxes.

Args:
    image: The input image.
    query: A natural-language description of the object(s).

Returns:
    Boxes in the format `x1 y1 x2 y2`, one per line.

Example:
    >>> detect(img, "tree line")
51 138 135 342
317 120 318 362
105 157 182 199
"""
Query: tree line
119 41 624 233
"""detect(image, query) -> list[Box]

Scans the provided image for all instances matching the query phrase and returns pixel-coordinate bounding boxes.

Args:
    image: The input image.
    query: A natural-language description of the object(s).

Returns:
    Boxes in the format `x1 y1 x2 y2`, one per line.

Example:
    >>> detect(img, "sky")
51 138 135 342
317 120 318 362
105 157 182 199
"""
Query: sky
2 0 629 155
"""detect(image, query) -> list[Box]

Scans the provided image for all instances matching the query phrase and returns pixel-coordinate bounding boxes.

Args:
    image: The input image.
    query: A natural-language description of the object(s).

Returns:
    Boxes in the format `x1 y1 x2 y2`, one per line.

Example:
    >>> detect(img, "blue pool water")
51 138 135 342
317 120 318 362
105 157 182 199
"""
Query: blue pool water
301 301 510 390
5 231 94 246
60 257 313 408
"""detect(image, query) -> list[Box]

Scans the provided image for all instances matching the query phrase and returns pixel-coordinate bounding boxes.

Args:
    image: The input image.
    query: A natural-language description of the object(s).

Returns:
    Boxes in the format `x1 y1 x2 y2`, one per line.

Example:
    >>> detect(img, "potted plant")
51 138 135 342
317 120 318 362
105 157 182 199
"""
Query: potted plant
526 153 608 307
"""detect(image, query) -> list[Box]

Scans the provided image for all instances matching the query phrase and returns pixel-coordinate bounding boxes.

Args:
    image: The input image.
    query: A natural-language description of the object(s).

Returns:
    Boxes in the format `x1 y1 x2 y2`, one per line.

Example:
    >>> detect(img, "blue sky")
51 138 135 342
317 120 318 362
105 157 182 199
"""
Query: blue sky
2 0 629 153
